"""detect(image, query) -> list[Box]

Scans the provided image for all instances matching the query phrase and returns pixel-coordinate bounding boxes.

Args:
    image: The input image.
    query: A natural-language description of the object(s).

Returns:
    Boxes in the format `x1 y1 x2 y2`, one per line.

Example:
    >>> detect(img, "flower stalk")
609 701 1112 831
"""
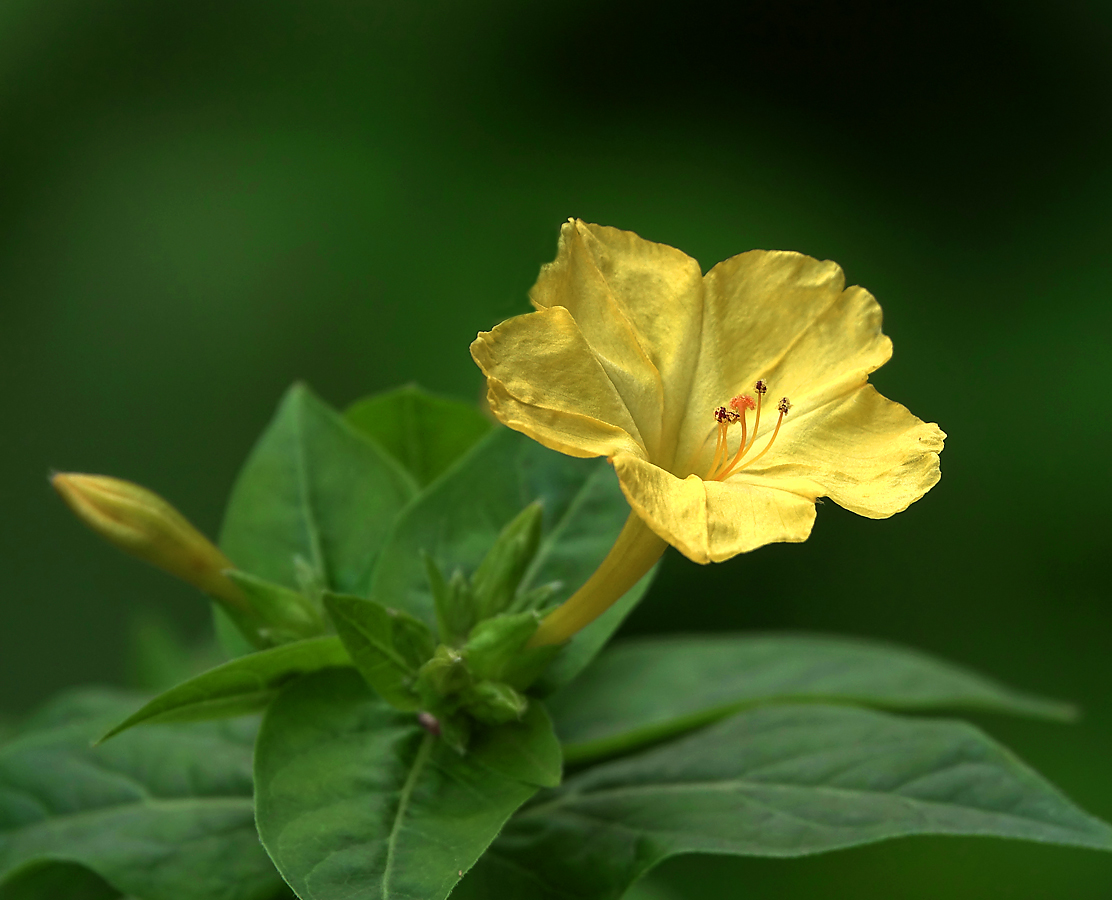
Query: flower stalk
528 512 666 646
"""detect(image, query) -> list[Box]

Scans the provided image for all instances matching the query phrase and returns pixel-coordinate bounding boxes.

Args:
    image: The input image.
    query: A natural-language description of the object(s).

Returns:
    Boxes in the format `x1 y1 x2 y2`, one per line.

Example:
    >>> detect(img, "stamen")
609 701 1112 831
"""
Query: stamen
715 395 756 480
722 396 791 477
708 413 728 477
745 382 766 456
700 384 788 482
707 406 740 478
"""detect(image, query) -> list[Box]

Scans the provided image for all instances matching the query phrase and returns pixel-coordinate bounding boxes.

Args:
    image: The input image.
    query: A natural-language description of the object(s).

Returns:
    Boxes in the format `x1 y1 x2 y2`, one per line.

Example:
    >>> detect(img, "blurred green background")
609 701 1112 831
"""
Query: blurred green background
2 0 1110 896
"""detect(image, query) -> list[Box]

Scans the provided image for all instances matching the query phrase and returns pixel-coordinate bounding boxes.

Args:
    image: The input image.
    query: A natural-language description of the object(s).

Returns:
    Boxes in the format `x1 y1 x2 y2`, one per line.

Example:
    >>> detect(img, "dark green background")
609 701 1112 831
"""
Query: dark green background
2 1 1109 897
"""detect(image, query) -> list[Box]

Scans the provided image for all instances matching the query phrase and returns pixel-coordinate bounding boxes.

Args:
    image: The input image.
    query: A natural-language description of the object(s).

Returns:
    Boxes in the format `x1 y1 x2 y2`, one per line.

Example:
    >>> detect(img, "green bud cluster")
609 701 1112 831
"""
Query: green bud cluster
413 503 562 750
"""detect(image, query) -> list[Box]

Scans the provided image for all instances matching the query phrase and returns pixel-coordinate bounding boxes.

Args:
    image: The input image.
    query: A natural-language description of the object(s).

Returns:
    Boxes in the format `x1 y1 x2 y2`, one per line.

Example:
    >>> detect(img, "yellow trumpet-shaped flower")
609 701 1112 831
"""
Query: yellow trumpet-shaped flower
471 220 945 646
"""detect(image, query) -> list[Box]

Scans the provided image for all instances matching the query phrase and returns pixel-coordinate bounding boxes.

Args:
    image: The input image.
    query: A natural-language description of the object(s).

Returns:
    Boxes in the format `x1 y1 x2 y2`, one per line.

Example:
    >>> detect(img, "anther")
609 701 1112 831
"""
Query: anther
754 380 768 395
778 397 791 416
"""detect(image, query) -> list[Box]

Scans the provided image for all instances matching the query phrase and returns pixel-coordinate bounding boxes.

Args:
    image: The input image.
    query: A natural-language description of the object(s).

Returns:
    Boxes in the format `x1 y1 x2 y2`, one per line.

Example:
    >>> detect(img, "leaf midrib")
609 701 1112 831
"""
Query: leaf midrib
0 795 254 841
381 732 434 898
520 775 1107 839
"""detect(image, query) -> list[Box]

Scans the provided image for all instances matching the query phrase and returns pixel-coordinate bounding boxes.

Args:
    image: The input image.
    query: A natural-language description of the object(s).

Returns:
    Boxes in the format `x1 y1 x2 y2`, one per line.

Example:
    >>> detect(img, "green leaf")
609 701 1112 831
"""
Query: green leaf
345 384 492 487
467 701 562 789
324 592 435 710
219 383 417 598
368 428 653 689
0 860 121 900
223 571 327 648
0 689 282 900
463 705 1112 900
551 633 1077 764
253 669 545 900
97 637 350 742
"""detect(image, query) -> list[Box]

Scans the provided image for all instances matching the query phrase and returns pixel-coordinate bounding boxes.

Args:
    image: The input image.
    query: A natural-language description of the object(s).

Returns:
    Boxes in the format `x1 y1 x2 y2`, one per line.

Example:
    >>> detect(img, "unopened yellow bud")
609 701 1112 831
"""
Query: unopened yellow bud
51 473 247 612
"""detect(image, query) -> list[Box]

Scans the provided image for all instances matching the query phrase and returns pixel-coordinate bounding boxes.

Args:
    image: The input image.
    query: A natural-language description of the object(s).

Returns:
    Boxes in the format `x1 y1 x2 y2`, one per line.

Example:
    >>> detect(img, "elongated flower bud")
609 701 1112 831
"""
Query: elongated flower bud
51 473 248 612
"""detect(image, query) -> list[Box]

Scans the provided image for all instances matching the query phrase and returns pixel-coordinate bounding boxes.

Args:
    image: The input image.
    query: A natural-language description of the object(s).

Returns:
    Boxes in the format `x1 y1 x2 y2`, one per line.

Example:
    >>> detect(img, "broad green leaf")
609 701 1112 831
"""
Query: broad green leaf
345 384 492 487
254 669 548 900
0 860 121 900
0 689 282 900
461 705 1112 900
323 592 434 710
551 633 1075 764
98 637 350 742
468 702 562 789
219 383 417 597
368 428 654 690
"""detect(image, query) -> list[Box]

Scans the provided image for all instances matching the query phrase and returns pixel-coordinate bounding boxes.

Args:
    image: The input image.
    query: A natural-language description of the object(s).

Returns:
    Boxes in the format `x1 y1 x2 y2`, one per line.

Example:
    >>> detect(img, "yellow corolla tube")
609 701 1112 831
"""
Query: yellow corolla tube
472 220 945 647
51 473 248 612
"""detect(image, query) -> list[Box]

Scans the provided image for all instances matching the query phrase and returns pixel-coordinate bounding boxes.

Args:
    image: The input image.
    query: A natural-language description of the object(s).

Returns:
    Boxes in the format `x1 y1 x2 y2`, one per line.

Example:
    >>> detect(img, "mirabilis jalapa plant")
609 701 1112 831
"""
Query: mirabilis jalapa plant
11 221 1109 900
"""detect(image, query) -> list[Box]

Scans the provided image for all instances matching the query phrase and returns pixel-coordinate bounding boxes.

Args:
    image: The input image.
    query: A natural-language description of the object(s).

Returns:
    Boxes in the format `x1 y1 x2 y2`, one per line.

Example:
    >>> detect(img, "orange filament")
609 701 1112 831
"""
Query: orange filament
708 421 728 477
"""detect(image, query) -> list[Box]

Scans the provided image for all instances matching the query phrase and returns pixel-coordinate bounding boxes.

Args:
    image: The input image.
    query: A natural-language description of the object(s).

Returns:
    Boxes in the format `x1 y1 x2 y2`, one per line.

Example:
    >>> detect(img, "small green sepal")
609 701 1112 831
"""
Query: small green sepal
416 644 473 700
423 552 475 645
225 570 327 647
469 501 544 621
462 681 529 724
464 611 561 690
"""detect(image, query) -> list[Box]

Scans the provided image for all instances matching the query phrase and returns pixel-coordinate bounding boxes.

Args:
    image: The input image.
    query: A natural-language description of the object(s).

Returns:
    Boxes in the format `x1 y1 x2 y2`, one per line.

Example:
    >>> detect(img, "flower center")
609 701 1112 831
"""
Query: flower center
705 380 791 481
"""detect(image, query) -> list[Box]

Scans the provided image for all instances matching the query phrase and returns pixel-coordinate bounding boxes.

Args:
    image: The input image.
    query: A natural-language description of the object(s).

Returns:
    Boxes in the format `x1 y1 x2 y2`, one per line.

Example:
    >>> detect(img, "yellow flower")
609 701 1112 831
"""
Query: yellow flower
471 220 944 645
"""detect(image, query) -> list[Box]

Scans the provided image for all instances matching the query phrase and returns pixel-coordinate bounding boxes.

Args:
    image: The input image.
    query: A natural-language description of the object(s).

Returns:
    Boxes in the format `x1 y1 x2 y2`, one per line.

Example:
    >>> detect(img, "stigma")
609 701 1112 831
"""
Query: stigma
705 382 790 481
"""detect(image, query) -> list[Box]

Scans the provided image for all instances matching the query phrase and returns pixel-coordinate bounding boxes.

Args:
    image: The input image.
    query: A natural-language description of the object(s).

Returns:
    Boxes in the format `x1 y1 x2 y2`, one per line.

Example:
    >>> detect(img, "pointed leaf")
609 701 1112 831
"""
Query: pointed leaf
464 705 1112 900
220 383 417 597
345 385 492 487
324 592 435 710
0 690 281 900
368 428 654 689
253 669 542 900
550 633 1077 764
98 637 350 742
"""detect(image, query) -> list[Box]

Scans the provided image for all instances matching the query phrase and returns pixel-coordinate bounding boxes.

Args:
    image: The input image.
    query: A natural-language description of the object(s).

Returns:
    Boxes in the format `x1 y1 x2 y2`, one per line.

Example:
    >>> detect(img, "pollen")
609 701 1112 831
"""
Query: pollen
705 380 791 481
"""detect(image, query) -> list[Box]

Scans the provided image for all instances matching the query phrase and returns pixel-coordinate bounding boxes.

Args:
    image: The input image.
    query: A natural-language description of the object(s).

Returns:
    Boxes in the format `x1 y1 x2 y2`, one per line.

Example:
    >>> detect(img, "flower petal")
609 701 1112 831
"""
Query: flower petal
531 221 704 468
736 384 945 518
471 306 646 460
612 452 819 564
677 251 892 474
